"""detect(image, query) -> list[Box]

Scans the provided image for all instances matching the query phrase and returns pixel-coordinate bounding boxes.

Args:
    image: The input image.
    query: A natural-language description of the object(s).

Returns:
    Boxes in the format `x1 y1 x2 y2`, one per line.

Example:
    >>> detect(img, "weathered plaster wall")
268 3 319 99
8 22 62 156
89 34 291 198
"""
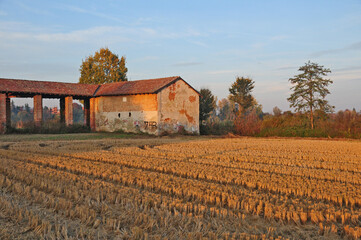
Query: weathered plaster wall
94 94 158 134
157 80 199 134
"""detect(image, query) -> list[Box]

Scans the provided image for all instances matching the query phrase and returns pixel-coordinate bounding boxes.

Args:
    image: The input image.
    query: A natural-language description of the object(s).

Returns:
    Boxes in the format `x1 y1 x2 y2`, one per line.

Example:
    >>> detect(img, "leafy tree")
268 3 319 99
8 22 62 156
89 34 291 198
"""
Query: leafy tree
199 88 216 122
218 98 233 121
79 47 128 84
273 106 282 116
73 103 84 124
229 77 256 114
287 61 334 129
24 103 31 113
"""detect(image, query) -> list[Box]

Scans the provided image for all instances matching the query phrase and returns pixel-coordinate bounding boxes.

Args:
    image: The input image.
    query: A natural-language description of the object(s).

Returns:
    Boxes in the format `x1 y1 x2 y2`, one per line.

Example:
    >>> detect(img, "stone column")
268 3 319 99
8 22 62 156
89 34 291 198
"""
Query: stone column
89 98 96 131
60 97 65 124
33 95 43 127
83 98 90 127
0 93 8 134
6 97 10 129
65 96 73 126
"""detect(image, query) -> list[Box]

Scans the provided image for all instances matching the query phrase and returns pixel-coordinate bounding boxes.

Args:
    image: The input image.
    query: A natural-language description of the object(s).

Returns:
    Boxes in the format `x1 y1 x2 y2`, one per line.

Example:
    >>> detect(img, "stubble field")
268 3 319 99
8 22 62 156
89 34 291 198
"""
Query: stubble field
0 135 360 239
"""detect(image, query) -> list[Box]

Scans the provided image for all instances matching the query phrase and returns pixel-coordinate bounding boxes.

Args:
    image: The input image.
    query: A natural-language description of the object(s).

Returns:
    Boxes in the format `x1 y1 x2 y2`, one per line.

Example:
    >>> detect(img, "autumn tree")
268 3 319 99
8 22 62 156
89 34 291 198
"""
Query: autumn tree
199 88 216 122
229 77 256 114
288 61 334 129
79 47 128 84
218 98 235 121
273 106 282 116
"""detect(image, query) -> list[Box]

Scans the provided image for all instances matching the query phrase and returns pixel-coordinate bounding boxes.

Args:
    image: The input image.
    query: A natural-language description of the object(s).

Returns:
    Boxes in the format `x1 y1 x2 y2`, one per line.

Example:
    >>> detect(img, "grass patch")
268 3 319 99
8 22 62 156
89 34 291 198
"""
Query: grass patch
0 132 147 142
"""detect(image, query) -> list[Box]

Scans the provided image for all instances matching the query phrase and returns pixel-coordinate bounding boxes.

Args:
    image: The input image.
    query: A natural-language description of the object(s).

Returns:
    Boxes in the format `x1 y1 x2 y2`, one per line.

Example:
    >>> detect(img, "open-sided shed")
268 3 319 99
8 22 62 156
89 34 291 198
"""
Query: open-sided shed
0 76 199 135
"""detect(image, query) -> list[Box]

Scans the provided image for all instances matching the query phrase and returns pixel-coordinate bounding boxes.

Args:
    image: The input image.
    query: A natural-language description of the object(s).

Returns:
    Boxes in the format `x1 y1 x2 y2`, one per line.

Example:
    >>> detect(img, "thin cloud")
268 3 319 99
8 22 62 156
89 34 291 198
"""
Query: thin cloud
270 35 289 41
59 4 124 23
255 82 290 94
14 1 51 16
333 65 361 72
330 68 361 82
207 70 238 75
0 25 203 45
172 62 203 67
137 56 160 61
187 40 208 48
36 26 129 42
0 10 7 16
0 26 130 43
276 66 297 71
311 41 361 57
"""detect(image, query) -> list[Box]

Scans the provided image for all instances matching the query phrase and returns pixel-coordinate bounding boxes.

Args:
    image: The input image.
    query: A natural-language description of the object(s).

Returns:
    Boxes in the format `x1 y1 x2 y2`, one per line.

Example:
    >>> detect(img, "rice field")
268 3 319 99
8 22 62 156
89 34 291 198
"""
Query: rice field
0 136 360 239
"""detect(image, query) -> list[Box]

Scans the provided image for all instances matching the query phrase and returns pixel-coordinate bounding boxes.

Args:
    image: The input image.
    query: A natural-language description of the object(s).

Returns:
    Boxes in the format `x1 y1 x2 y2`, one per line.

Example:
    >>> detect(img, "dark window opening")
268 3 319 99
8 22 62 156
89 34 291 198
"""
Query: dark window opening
129 112 131 117
118 113 121 118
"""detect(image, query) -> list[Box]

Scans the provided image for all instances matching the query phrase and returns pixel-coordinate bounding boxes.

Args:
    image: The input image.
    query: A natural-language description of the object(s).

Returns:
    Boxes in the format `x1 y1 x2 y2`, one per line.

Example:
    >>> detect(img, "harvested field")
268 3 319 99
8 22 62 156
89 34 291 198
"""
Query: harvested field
0 136 360 239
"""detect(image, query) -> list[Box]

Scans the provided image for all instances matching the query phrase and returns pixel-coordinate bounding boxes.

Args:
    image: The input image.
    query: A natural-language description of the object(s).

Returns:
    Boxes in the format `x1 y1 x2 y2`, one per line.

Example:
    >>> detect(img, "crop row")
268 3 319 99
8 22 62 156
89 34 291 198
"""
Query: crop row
0 155 290 239
0 149 359 231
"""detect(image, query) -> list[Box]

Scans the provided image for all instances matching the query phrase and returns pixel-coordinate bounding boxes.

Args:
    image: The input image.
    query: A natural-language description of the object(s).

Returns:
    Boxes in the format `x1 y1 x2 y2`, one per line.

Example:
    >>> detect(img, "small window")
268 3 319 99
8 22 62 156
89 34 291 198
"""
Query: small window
123 97 127 102
129 112 131 117
118 113 121 118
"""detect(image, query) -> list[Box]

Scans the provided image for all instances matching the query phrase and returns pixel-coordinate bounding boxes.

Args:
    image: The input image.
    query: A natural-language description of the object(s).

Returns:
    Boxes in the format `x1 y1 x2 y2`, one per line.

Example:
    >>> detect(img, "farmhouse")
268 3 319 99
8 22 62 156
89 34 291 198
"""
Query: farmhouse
0 76 199 135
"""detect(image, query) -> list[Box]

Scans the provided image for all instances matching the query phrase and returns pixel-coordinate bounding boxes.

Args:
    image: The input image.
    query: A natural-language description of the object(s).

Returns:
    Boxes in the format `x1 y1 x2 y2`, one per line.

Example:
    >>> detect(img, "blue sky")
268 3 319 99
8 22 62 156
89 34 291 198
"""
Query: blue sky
0 0 360 112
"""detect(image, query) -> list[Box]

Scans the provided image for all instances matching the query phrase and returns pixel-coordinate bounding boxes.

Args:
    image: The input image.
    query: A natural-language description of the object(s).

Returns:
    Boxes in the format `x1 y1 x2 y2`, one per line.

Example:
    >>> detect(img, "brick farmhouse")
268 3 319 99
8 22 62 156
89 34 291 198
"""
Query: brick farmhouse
0 76 199 135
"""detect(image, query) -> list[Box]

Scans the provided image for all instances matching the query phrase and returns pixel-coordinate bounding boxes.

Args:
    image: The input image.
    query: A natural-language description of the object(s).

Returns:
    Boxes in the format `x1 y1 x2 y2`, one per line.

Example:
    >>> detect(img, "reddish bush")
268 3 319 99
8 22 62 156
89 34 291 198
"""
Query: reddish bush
234 110 261 136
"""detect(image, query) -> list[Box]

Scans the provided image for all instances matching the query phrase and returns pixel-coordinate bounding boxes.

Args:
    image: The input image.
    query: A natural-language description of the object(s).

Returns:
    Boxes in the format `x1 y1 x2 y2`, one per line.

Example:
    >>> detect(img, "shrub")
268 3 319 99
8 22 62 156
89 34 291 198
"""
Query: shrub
234 109 261 136
7 120 90 134
200 119 234 135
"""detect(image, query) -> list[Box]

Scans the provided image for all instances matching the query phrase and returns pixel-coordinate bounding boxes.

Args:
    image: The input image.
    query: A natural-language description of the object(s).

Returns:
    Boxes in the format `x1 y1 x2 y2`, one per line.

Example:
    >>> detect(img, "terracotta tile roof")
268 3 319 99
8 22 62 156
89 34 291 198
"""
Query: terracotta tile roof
0 76 197 98
94 76 181 96
0 78 98 97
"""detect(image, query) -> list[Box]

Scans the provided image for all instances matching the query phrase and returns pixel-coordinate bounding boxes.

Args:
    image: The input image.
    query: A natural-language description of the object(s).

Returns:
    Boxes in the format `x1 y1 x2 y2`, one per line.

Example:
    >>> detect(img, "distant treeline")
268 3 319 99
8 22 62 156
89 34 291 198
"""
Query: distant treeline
201 100 361 138
200 61 361 139
10 101 85 128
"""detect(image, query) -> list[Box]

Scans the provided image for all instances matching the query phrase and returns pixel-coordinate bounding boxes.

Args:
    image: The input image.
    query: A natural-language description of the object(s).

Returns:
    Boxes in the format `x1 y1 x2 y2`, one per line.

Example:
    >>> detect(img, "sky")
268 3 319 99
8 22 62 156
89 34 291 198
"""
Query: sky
0 0 360 112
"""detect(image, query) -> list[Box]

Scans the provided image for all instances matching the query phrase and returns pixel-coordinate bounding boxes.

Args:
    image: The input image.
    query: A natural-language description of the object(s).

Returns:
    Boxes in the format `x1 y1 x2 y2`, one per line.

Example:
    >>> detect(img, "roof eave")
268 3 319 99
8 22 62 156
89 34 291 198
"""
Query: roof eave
154 77 200 95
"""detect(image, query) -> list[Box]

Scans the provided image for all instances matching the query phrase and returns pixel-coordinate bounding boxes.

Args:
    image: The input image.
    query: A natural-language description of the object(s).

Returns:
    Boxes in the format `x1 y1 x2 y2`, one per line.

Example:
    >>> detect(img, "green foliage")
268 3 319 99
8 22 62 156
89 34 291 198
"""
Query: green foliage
199 88 216 122
200 118 234 135
79 47 128 84
288 61 334 129
229 77 256 114
258 110 361 138
73 103 84 124
7 122 90 134
218 98 236 121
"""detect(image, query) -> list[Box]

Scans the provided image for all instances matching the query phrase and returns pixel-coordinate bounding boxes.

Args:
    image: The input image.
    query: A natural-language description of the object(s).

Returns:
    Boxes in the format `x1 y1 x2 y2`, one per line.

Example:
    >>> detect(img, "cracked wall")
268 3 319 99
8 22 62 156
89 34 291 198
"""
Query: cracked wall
157 80 199 135
94 94 158 134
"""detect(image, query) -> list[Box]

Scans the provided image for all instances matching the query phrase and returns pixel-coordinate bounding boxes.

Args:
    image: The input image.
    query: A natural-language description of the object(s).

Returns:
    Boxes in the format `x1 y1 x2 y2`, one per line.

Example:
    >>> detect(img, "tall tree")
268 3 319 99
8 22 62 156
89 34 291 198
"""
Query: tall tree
218 98 232 121
273 106 282 116
79 47 128 84
199 88 216 122
288 61 334 129
229 77 256 114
